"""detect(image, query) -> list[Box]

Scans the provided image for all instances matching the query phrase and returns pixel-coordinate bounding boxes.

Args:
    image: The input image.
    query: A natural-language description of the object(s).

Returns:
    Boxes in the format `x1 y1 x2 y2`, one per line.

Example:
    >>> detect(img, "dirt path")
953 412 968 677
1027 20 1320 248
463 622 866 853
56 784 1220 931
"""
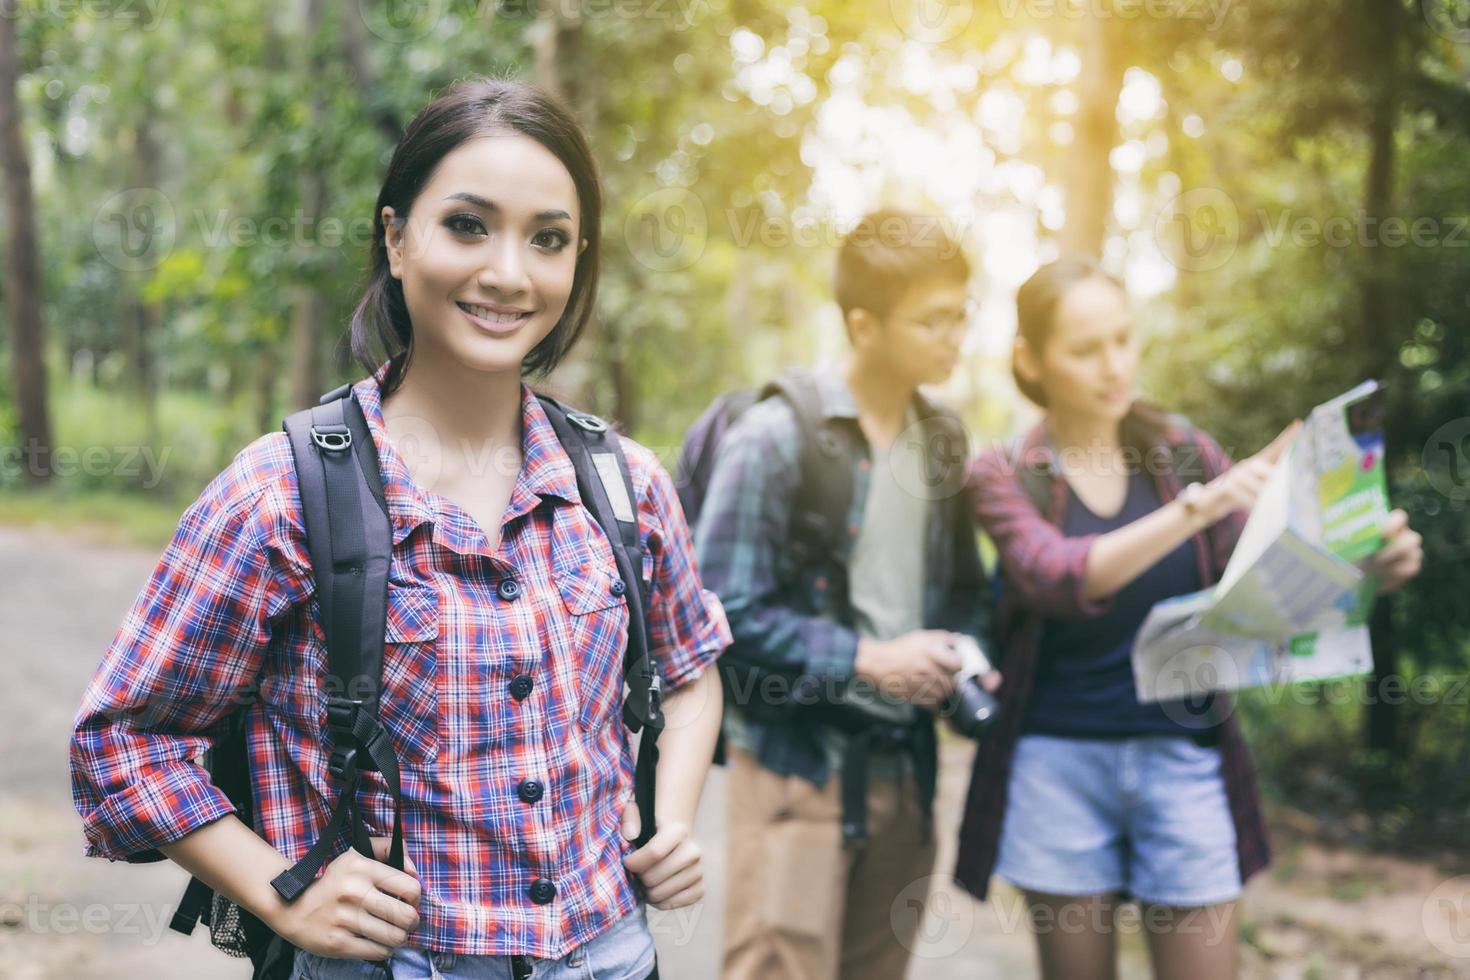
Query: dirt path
5 522 1468 979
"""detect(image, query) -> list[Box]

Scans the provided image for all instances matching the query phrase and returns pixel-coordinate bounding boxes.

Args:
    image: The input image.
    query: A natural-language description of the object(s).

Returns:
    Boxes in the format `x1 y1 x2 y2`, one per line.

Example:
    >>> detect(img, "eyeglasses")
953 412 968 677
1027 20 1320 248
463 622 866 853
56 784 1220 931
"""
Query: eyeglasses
894 297 979 336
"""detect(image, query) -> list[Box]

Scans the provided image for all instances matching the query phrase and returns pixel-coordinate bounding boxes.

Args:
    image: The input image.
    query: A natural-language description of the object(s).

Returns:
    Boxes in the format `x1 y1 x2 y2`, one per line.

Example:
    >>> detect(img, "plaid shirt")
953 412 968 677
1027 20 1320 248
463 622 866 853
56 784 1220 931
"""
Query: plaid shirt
953 413 1272 901
694 371 991 787
70 364 731 957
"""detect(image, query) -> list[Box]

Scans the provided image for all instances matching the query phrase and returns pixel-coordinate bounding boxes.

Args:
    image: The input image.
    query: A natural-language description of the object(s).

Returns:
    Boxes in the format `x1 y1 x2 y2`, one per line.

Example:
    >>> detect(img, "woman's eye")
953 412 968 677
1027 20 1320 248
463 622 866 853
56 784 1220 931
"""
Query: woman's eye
532 228 571 251
445 213 486 237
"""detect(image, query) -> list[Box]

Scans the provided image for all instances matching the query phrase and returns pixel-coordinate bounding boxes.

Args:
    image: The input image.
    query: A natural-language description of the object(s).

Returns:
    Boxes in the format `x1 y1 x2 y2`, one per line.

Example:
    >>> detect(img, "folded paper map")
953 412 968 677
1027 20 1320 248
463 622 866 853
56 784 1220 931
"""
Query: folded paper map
1133 381 1388 703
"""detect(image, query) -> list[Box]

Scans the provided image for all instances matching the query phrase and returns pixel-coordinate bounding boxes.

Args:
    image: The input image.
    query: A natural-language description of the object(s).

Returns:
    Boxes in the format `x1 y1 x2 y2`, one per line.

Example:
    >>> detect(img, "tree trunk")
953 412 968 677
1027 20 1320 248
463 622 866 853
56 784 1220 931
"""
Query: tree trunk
0 4 53 485
1359 0 1401 753
289 0 328 410
338 0 401 143
1060 13 1123 258
130 113 164 446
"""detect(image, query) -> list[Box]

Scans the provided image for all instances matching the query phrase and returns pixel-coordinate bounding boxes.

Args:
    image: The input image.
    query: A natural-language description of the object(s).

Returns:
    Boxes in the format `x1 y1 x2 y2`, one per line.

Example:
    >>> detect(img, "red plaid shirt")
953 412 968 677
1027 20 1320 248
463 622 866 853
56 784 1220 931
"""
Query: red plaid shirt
953 414 1271 901
70 365 731 957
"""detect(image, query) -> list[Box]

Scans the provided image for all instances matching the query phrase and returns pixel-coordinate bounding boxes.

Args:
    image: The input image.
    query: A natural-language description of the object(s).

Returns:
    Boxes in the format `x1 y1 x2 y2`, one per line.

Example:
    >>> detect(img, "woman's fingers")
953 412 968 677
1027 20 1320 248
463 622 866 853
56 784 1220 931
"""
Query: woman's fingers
644 862 704 904
638 840 701 890
651 882 705 910
1257 419 1302 465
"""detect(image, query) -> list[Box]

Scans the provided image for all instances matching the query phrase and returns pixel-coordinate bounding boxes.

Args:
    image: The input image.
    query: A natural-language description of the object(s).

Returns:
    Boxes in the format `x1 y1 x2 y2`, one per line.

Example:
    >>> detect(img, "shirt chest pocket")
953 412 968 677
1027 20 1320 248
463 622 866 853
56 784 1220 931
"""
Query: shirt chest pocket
374 586 441 767
555 564 631 732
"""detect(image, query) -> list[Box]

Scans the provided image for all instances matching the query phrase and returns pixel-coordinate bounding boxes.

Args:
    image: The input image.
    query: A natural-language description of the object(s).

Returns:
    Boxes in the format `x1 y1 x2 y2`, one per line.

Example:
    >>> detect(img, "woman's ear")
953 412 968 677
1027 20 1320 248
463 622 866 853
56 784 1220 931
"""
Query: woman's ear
578 237 589 256
382 206 405 280
1014 336 1042 389
846 307 879 351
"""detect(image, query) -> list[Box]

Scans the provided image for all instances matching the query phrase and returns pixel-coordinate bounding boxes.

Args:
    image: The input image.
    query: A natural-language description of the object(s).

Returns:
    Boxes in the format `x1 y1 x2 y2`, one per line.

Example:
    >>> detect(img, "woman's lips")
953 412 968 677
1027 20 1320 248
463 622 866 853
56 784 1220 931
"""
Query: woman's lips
457 301 532 336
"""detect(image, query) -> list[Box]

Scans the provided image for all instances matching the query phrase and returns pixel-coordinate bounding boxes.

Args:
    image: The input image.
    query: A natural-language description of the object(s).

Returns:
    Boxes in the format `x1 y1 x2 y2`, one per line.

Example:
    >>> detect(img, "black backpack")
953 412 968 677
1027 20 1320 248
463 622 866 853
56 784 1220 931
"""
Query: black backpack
675 368 968 736
166 383 664 980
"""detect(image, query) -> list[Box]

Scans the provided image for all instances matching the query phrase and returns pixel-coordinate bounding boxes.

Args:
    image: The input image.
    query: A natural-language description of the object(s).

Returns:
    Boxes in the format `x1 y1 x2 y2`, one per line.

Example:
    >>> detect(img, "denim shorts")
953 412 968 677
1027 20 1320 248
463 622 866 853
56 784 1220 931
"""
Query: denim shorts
994 734 1242 907
291 903 657 980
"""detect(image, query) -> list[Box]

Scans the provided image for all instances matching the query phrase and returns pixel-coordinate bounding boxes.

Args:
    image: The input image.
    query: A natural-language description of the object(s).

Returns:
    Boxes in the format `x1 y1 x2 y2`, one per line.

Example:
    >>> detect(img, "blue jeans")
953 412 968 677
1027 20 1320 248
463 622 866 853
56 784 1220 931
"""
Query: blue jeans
291 904 658 980
995 734 1242 907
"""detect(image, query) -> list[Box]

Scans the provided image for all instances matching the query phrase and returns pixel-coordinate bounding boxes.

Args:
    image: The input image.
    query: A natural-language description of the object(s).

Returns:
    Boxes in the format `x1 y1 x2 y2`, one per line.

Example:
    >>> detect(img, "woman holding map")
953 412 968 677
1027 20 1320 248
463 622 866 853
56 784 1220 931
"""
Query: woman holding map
952 256 1423 980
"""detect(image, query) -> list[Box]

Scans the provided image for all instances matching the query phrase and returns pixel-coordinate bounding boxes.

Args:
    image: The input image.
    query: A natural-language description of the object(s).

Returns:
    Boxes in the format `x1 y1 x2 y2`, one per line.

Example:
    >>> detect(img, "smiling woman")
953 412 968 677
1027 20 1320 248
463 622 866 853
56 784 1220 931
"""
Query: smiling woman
69 78 731 980
349 81 603 394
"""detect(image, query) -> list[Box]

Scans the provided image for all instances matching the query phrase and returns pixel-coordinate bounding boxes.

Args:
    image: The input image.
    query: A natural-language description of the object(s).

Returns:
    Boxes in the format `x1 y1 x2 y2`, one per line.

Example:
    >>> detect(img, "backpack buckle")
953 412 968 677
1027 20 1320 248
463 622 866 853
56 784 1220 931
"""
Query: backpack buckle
565 411 608 433
326 697 363 736
328 746 359 782
311 425 353 453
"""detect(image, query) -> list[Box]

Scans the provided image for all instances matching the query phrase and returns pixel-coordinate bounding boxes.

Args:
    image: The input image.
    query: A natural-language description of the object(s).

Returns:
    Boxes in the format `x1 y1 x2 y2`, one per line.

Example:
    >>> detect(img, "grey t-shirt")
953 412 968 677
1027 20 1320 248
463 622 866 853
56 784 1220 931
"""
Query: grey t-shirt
839 404 929 728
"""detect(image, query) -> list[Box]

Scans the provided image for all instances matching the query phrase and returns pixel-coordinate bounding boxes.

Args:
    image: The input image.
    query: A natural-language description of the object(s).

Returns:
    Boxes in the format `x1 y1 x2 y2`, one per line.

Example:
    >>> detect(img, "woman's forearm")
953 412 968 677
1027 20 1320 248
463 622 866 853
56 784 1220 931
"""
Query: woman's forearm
160 814 295 928
651 667 723 826
1082 496 1203 601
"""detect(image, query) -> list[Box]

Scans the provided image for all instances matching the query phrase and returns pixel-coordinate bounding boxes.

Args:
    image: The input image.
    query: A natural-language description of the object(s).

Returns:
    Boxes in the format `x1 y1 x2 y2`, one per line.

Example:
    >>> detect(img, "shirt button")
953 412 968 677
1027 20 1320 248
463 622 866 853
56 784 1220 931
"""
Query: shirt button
517 779 544 803
497 578 522 601
509 674 534 701
529 878 557 905
610 577 627 597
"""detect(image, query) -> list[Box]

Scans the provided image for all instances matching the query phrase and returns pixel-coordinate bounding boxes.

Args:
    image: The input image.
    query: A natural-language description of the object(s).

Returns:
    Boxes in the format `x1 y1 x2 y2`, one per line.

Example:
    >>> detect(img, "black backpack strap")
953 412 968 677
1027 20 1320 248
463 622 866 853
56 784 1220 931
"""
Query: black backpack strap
762 370 856 579
536 395 663 850
270 387 404 902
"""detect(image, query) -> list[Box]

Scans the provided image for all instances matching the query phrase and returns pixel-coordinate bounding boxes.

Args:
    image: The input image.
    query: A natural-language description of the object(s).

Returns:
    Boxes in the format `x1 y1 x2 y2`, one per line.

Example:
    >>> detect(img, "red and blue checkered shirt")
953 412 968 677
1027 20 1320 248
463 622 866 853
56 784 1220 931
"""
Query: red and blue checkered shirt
70 365 732 957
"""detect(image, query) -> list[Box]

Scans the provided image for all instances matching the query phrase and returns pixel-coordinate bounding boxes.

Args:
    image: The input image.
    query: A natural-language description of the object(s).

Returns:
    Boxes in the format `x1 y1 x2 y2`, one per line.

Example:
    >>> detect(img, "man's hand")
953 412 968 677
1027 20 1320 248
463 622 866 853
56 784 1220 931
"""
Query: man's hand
1372 508 1424 594
853 630 963 708
622 804 704 909
266 837 421 961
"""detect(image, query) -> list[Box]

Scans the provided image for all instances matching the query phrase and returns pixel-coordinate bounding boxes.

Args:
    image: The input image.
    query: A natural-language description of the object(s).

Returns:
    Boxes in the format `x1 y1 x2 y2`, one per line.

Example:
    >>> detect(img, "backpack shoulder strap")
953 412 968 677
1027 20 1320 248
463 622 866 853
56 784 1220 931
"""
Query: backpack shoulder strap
1009 433 1055 515
270 385 405 901
762 369 855 566
535 394 663 849
1163 413 1209 485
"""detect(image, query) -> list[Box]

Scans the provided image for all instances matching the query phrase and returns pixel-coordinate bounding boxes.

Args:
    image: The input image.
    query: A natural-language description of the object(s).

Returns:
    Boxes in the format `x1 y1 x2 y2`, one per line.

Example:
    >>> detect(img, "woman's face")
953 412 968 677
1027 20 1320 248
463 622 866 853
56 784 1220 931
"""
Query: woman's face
382 134 584 378
1019 275 1138 424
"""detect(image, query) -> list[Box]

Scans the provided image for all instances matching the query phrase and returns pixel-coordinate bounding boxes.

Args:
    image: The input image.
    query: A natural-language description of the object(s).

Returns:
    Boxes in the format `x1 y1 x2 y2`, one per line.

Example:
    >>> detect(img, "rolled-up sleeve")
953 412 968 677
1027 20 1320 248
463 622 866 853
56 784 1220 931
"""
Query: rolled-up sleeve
70 475 289 861
967 445 1112 621
623 440 733 692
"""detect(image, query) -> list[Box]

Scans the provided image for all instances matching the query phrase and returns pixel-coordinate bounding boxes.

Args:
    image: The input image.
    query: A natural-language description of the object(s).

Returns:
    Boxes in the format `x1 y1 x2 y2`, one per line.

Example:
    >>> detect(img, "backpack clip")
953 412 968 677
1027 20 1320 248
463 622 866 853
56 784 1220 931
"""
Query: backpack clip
565 411 609 433
327 746 359 783
311 424 353 453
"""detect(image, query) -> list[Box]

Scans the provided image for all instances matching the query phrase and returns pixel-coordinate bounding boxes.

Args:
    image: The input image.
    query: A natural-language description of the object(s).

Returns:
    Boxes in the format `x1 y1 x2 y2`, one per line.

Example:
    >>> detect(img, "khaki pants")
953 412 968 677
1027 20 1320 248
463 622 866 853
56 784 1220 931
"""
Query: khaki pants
720 744 938 980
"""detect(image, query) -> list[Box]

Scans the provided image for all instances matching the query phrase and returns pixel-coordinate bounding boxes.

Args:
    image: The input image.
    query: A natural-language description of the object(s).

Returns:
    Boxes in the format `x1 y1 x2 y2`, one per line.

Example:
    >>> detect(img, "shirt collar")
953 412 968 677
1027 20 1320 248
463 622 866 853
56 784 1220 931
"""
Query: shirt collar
351 361 583 550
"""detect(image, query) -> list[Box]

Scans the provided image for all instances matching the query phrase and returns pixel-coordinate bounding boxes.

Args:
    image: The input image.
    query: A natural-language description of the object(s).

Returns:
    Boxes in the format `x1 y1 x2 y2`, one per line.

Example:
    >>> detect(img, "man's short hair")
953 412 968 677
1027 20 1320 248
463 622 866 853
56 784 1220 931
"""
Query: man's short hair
834 209 970 322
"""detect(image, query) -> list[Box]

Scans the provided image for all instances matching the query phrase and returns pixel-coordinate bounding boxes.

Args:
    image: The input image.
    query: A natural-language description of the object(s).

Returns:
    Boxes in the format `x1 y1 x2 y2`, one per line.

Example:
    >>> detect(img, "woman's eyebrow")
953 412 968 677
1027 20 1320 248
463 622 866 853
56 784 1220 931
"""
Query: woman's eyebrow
443 192 571 222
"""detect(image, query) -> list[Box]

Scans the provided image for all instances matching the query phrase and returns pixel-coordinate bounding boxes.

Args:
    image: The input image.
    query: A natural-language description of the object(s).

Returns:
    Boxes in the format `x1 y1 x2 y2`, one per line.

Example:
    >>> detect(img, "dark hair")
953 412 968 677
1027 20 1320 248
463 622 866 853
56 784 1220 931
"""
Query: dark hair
348 78 602 394
833 209 970 325
1012 256 1121 407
